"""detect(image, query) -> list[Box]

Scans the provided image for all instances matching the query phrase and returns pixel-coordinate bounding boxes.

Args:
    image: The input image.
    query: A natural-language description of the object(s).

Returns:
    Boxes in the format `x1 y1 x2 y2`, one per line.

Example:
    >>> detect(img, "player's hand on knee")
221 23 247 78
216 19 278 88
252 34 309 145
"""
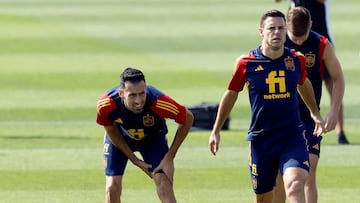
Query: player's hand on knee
153 154 175 184
134 159 153 178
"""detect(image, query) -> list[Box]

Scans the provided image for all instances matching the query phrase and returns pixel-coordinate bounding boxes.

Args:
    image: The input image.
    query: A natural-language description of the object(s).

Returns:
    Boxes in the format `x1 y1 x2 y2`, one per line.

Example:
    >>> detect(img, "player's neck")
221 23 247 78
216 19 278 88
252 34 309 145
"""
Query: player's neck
260 45 284 60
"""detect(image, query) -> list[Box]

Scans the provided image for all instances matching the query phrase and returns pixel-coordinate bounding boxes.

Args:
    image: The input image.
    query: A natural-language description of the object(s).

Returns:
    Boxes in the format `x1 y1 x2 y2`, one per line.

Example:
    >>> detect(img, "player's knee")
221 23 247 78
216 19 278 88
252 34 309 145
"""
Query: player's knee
286 179 305 197
154 174 175 200
105 176 122 198
157 179 172 195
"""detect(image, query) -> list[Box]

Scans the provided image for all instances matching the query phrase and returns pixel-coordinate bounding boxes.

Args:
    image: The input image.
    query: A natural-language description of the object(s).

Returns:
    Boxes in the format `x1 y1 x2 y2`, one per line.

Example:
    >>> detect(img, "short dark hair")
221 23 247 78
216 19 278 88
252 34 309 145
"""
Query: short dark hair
287 6 311 37
260 9 286 28
120 67 146 88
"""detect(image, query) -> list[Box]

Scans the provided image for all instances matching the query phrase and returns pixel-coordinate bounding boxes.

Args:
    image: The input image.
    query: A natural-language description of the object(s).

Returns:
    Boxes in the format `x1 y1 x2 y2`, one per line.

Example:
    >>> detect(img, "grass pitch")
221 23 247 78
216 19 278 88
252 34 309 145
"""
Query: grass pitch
0 0 359 202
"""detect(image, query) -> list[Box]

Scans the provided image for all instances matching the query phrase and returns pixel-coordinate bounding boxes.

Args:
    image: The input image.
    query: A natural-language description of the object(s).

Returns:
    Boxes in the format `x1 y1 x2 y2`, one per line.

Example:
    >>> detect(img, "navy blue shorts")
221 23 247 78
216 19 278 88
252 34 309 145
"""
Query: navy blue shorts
248 125 310 194
303 120 323 157
103 134 169 176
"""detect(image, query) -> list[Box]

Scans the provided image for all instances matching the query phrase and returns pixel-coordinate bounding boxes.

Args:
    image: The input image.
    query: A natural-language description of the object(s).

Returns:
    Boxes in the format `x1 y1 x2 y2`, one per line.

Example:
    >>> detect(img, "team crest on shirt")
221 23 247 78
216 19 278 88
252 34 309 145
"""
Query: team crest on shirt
305 52 316 68
284 56 295 71
143 114 155 127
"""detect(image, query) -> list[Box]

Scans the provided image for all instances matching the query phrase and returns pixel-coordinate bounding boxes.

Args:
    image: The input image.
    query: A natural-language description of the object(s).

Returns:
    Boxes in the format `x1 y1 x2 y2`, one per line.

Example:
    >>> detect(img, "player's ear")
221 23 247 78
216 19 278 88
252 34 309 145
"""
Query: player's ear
118 89 124 98
259 27 264 36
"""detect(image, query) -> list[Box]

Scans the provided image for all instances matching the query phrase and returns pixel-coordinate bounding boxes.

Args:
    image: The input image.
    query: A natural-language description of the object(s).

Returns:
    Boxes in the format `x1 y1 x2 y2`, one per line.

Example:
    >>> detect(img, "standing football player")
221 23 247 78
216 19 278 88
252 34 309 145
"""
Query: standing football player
208 9 325 203
274 7 345 203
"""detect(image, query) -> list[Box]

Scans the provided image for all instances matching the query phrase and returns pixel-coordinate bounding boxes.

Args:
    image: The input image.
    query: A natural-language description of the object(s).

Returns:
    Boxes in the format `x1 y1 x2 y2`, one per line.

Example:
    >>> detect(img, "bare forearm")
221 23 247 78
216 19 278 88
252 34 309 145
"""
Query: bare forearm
212 90 237 134
167 110 193 159
104 125 139 163
329 78 345 114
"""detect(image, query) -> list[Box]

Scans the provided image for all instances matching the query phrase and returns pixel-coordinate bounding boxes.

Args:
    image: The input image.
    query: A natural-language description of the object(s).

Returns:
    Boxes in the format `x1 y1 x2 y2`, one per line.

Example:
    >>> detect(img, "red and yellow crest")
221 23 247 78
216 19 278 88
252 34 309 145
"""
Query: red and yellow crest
305 52 316 68
284 56 295 71
143 114 155 127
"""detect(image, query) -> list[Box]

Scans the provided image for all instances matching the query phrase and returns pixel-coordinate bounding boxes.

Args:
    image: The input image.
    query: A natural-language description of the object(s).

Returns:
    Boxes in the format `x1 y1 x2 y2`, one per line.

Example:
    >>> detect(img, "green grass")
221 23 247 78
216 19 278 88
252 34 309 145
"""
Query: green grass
0 0 360 202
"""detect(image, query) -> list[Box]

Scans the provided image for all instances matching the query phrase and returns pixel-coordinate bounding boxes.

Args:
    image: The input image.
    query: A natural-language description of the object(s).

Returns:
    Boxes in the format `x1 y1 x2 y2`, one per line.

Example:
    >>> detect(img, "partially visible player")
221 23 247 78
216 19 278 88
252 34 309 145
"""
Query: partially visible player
274 0 331 40
208 9 325 203
274 0 349 144
273 7 345 203
96 67 194 203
